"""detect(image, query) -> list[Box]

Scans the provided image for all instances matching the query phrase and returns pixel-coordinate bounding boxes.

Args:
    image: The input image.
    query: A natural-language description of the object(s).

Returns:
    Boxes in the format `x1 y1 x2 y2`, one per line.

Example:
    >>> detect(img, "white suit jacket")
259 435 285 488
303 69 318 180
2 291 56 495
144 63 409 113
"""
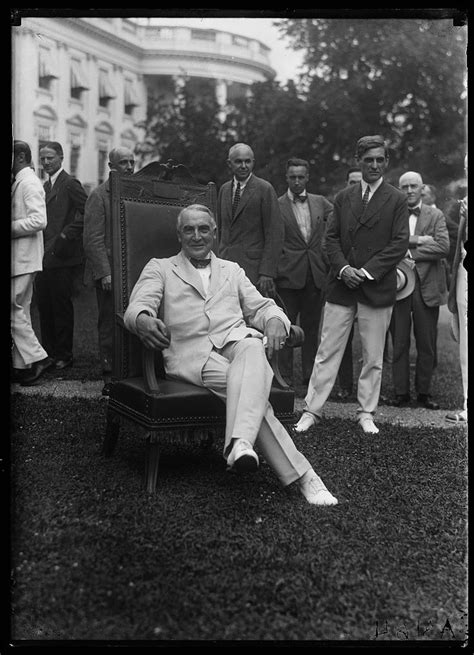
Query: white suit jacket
124 251 290 386
11 167 47 277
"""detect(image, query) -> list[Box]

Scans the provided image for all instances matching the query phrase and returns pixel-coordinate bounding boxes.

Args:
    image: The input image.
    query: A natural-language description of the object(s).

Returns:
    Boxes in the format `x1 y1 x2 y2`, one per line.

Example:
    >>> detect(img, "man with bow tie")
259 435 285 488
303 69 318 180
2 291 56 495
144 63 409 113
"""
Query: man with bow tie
35 141 88 371
295 135 409 436
276 157 333 385
216 143 283 298
388 171 449 410
124 204 338 506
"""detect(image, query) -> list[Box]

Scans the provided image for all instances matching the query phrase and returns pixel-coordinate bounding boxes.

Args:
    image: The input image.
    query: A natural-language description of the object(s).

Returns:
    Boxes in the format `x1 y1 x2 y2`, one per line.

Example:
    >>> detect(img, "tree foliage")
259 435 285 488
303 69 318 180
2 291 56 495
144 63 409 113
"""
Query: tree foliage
138 17 466 199
276 17 467 187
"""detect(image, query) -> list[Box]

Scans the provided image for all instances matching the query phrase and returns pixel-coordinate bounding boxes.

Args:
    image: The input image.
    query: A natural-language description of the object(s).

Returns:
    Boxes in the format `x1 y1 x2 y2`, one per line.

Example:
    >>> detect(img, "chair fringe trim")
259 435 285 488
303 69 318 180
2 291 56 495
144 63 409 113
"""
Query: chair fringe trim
146 427 222 445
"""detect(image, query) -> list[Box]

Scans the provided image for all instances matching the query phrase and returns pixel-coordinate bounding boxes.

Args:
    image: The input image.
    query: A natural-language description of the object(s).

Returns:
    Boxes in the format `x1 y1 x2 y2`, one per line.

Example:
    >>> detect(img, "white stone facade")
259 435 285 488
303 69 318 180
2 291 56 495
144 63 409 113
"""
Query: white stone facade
11 16 275 191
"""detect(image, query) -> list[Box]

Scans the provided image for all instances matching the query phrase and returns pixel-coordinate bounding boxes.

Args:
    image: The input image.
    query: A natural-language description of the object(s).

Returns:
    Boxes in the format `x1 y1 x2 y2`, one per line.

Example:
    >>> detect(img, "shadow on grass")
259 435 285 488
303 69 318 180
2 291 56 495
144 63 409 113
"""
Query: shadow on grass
10 394 468 642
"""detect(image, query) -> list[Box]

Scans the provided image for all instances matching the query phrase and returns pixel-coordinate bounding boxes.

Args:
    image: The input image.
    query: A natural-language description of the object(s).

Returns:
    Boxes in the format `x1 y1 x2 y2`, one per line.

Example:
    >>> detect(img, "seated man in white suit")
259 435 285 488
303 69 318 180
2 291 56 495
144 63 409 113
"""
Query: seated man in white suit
124 204 338 506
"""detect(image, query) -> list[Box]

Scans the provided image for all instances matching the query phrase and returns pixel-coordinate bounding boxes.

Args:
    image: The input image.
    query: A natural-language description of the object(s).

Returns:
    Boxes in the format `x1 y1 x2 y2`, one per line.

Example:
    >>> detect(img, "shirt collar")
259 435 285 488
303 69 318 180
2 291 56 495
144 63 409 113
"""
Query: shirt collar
233 173 252 190
361 177 383 194
409 202 422 213
288 189 307 202
49 167 63 186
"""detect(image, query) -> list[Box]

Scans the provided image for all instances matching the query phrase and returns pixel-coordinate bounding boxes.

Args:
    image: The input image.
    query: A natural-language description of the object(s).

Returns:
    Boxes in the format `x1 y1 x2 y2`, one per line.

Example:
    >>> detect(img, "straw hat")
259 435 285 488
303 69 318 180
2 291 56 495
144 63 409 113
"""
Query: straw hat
396 259 416 301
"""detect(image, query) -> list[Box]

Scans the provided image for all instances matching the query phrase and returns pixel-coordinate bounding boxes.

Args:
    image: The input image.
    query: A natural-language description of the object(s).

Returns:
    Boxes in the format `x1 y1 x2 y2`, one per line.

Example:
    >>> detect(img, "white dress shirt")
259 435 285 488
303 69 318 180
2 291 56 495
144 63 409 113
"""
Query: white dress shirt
288 189 311 242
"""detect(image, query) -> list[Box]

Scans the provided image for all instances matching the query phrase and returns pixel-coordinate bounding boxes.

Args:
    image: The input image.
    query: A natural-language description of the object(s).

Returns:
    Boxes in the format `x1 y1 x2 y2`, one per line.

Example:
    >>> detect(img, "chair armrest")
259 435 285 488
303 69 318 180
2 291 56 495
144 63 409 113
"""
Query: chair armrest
116 311 161 393
270 324 305 389
142 348 160 393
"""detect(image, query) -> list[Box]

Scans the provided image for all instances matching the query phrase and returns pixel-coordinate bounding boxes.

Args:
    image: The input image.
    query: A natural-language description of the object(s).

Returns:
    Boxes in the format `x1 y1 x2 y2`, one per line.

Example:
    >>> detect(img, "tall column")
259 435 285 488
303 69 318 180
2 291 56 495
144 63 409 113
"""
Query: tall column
215 79 227 107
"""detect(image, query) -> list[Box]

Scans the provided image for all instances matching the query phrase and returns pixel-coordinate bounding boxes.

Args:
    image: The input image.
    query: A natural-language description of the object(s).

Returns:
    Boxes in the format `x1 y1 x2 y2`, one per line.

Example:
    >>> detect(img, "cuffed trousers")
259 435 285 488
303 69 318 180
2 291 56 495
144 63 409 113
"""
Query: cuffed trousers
389 281 440 396
304 301 393 418
201 338 311 487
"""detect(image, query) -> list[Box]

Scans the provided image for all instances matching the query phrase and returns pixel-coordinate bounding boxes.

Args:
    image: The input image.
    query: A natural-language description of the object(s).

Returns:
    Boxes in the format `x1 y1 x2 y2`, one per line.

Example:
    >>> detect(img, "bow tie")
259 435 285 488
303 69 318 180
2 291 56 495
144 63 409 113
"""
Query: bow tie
293 194 307 203
190 258 211 269
410 206 421 217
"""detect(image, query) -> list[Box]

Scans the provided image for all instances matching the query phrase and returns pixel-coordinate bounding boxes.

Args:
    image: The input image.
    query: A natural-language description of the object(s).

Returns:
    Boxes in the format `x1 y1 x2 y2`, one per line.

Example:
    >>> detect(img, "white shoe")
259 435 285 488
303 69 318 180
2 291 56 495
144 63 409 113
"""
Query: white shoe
294 411 319 434
226 438 259 473
299 470 338 506
358 416 379 434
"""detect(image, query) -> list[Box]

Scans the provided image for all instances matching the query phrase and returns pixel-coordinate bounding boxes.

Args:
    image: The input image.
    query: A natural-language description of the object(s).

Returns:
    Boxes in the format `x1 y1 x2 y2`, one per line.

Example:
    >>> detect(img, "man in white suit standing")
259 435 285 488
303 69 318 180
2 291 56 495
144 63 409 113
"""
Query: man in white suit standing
124 204 338 506
11 140 53 385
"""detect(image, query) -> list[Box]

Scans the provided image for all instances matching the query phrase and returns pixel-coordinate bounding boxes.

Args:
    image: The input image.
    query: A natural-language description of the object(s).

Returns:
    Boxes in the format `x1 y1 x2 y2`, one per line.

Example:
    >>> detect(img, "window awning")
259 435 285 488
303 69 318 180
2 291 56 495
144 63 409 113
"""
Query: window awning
99 71 116 100
39 50 58 79
124 82 140 107
71 60 89 91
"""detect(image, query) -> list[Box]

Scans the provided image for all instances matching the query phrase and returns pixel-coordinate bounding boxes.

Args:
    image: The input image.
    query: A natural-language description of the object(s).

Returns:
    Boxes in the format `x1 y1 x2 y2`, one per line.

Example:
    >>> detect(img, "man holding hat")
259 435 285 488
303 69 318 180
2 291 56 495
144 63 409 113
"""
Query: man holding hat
295 135 409 435
389 171 450 409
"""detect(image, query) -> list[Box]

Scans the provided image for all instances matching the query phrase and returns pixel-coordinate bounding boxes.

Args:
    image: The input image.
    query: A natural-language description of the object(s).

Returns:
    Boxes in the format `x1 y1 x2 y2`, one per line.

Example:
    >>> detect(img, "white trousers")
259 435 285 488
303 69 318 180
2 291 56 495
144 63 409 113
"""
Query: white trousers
11 273 47 369
456 264 468 411
304 301 393 418
202 338 311 487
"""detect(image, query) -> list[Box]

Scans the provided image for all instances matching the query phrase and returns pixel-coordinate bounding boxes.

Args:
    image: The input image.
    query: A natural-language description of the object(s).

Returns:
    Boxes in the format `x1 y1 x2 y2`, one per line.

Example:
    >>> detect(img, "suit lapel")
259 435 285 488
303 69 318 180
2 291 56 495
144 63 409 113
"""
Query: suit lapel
232 175 256 222
355 181 391 229
282 195 307 244
207 253 230 300
46 170 66 204
415 204 429 235
172 252 206 298
307 194 323 238
222 180 233 222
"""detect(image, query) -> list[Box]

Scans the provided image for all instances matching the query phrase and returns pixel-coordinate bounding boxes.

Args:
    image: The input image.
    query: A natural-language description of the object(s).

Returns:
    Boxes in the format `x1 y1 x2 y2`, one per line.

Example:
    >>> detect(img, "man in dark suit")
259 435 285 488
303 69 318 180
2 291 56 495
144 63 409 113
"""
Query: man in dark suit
389 171 450 409
216 143 283 298
295 135 409 435
83 147 135 395
35 141 88 369
276 157 333 385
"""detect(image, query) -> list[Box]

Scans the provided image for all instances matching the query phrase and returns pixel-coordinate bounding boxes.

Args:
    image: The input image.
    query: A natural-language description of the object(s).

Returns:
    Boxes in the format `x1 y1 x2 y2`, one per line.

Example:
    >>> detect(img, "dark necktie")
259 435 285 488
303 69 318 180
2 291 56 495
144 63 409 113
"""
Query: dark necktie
293 194 307 203
44 179 52 194
190 258 211 269
232 182 241 217
362 185 370 212
410 206 421 217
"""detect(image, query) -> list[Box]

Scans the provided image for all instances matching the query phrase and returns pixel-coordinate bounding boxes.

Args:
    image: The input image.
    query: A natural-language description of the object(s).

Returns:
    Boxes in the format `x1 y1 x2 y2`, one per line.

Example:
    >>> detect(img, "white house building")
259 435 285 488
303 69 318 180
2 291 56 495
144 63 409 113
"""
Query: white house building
11 16 275 191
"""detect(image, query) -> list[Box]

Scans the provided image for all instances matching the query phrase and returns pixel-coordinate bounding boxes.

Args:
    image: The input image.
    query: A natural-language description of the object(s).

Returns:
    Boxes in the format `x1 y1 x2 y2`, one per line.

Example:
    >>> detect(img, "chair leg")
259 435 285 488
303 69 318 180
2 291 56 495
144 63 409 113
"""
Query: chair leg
145 432 161 493
101 410 120 456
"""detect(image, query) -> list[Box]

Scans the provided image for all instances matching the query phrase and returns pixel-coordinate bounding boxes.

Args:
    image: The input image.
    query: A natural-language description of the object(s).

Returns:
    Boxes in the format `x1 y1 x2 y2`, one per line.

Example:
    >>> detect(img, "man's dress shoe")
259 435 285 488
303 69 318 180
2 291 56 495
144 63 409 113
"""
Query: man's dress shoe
390 394 411 407
226 438 259 473
21 357 54 386
417 394 440 410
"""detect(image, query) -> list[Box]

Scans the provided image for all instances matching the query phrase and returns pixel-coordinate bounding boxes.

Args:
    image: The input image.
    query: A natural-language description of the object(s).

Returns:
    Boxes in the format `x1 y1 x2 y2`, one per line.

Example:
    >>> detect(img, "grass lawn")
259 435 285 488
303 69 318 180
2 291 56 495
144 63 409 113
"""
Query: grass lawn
10 283 467 643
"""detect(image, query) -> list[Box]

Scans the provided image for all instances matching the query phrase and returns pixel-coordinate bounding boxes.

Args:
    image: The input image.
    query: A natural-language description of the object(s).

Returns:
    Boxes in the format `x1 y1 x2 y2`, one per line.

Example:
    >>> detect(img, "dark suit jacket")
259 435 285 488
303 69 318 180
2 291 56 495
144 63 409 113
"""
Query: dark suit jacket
217 174 283 285
276 192 333 290
325 180 409 307
410 203 450 307
43 170 88 269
